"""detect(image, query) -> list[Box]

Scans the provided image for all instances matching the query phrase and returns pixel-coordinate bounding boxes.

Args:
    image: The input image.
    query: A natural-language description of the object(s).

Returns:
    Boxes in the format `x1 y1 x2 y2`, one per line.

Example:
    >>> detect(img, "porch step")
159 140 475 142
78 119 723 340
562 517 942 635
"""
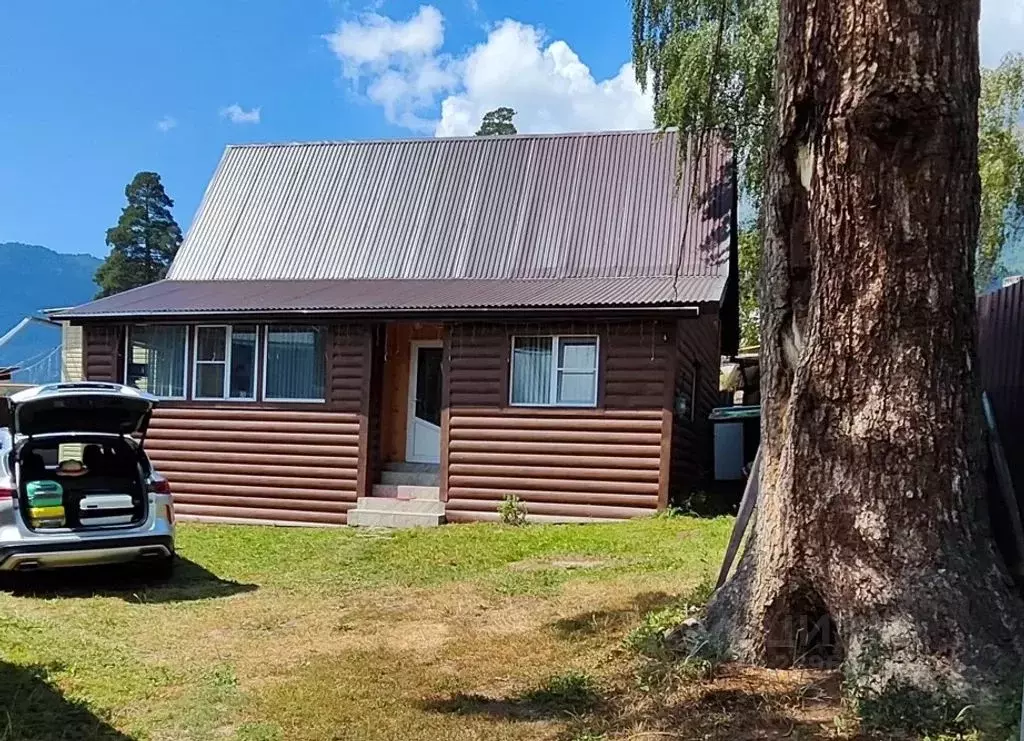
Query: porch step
380 470 440 487
356 497 444 515
371 484 442 501
347 507 445 529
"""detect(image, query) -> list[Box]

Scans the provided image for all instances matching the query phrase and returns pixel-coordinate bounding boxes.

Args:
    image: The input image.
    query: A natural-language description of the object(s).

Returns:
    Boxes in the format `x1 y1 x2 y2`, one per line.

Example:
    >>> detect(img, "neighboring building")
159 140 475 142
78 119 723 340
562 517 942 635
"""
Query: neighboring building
58 130 738 526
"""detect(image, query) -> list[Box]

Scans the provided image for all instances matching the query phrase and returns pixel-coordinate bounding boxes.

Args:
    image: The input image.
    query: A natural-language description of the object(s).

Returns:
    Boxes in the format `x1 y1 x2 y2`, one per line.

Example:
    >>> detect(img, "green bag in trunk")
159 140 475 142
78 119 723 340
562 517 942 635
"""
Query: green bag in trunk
26 480 64 508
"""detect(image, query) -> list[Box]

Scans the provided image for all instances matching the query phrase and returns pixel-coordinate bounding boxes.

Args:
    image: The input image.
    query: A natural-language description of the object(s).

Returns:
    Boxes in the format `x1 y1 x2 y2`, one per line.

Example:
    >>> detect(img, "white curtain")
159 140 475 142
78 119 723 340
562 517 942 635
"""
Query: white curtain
130 325 186 398
265 326 325 400
511 337 552 404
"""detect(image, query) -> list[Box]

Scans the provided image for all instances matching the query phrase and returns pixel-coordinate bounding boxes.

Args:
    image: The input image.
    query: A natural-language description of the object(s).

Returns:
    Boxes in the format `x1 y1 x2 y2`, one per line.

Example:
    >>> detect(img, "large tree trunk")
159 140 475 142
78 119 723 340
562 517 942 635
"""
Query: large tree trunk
707 0 1024 698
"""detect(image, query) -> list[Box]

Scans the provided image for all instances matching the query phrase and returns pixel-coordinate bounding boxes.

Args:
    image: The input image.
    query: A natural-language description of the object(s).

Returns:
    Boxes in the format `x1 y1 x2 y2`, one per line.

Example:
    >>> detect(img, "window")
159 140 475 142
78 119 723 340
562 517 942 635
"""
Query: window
126 325 187 399
510 335 598 407
193 325 257 400
263 326 326 402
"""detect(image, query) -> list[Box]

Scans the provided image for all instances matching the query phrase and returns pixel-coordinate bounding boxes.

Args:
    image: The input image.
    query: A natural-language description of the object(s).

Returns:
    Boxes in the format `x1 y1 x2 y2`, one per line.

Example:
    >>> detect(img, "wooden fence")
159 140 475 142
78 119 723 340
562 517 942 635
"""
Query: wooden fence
978 280 1024 498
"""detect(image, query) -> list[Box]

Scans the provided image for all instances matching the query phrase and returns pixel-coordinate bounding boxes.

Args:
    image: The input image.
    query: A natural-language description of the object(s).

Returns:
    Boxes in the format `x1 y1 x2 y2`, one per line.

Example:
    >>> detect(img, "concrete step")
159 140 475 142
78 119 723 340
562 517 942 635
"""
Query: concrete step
383 462 440 474
356 497 444 515
380 470 440 487
371 484 442 501
347 508 445 528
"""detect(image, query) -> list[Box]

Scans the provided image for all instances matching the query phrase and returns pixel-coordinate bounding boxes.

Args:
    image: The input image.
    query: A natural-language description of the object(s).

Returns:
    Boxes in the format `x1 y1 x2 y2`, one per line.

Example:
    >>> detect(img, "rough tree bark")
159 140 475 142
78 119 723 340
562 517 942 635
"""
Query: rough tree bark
706 0 1024 698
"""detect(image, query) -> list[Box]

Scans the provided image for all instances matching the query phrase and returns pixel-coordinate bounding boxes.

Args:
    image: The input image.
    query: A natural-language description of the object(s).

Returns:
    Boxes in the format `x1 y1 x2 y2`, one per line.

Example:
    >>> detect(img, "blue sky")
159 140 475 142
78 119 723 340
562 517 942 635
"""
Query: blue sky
0 0 1021 260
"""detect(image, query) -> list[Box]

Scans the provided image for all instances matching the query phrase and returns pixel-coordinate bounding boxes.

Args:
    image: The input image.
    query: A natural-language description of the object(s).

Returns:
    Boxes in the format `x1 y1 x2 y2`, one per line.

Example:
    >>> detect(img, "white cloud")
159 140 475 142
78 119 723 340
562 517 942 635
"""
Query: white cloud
156 115 177 133
981 0 1024 67
220 104 261 125
324 5 445 72
324 6 652 136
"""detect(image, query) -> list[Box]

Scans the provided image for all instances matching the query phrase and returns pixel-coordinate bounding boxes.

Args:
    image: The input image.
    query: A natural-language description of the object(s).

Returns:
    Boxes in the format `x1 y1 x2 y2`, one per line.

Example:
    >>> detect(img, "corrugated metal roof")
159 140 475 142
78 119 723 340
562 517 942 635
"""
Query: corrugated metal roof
169 129 732 283
58 276 725 318
64 130 734 318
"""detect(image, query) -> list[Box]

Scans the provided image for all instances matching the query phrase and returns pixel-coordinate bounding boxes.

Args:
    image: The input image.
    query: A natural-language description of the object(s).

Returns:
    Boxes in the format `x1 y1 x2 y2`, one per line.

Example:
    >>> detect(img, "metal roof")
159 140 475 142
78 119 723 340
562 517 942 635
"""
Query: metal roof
171 129 731 282
64 130 734 318
57 276 725 319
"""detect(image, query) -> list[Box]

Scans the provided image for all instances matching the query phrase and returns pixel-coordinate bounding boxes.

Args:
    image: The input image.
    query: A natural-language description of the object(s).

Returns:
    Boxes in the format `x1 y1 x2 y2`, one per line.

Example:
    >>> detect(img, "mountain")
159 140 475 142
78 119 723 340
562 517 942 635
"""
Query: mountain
0 242 102 381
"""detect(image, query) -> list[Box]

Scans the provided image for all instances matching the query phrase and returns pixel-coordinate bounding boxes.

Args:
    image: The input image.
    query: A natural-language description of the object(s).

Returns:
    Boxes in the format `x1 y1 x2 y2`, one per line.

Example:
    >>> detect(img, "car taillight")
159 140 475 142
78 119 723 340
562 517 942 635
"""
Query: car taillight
0 486 14 499
149 479 171 495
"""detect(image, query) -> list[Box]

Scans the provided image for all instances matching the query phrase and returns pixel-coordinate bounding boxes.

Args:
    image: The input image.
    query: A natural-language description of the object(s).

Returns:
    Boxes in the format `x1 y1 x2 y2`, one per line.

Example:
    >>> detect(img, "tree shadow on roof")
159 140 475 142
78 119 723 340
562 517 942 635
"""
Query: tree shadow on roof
0 556 256 604
0 661 135 740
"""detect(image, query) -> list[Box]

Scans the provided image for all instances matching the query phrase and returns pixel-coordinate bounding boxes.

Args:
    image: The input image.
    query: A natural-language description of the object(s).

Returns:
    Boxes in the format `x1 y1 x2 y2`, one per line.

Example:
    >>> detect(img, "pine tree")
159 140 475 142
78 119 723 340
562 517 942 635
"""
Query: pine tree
95 172 182 298
475 107 517 136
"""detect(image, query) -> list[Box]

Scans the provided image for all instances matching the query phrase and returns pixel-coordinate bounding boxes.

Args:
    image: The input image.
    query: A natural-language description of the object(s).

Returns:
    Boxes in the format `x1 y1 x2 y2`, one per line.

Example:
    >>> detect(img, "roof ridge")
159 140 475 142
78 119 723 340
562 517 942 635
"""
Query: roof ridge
225 128 680 150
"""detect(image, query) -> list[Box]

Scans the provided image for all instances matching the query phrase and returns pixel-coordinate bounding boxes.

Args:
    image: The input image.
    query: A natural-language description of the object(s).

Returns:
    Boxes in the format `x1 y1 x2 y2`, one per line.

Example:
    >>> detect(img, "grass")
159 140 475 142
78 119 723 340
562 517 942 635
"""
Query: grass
0 517 733 741
4 516 979 740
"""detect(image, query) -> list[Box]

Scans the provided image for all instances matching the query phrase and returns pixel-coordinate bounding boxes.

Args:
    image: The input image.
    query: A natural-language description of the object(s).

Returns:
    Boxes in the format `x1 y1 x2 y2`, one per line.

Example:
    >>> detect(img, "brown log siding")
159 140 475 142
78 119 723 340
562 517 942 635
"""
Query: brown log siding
445 319 689 522
84 325 123 382
670 313 721 498
80 313 720 525
81 323 370 525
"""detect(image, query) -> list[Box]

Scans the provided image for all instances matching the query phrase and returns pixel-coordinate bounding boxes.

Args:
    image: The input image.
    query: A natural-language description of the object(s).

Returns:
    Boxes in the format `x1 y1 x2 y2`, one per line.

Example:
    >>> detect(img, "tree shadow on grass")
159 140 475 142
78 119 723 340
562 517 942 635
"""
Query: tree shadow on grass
0 661 134 740
421 671 604 722
0 557 256 604
549 591 677 638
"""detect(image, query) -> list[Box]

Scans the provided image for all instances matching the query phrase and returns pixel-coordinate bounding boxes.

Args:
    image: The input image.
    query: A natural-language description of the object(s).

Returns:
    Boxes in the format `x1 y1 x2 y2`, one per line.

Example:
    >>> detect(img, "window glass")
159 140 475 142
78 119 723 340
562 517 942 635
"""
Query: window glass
264 326 326 401
195 363 226 399
194 325 256 400
510 335 597 406
229 326 257 399
510 337 553 405
196 326 226 362
414 346 443 426
127 325 187 398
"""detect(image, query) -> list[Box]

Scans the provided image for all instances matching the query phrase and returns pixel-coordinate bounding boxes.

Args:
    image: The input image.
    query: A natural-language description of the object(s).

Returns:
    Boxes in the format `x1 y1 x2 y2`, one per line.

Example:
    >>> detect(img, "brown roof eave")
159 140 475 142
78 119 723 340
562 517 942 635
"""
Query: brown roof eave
63 303 706 324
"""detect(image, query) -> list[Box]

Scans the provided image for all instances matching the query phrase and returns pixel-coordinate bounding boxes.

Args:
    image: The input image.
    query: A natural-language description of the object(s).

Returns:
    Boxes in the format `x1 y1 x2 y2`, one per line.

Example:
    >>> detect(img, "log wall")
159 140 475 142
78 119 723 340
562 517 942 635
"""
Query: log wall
671 314 722 497
81 323 370 525
444 319 694 522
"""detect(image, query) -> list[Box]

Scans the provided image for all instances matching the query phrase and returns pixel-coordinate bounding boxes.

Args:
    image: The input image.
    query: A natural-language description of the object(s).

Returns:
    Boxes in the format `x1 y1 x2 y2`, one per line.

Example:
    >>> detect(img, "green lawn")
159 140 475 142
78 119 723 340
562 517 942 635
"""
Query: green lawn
0 517 733 741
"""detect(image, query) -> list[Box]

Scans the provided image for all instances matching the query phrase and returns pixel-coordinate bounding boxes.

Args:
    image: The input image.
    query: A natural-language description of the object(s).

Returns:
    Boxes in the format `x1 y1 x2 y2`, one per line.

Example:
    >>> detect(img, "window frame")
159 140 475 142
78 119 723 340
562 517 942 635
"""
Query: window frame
191 324 258 402
508 334 600 408
123 324 190 401
261 325 328 404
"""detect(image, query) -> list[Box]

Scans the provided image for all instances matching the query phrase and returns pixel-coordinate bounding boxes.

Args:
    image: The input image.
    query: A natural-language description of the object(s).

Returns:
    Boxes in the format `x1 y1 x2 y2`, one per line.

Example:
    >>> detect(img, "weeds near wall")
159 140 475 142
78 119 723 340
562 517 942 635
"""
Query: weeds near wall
498 494 528 526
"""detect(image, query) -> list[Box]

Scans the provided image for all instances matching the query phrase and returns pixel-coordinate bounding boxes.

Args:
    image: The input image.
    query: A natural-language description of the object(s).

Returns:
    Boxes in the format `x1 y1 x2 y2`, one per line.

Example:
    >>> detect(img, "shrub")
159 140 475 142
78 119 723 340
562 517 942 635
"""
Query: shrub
498 494 528 526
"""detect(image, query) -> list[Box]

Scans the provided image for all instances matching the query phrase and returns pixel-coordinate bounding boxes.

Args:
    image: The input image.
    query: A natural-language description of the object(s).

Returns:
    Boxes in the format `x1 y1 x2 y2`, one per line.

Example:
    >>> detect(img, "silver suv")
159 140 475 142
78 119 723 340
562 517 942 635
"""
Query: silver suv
0 382 175 576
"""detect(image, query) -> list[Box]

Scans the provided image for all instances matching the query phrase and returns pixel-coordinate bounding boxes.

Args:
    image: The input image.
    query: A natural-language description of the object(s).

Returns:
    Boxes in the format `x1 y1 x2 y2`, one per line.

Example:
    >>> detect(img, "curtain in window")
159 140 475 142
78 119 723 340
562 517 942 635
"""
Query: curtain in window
511 337 552 404
265 326 325 400
129 325 186 398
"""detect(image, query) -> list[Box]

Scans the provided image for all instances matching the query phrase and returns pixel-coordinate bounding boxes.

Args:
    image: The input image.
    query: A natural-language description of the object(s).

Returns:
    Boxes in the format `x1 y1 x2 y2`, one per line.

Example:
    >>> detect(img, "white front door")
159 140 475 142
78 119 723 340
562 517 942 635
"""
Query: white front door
406 341 443 464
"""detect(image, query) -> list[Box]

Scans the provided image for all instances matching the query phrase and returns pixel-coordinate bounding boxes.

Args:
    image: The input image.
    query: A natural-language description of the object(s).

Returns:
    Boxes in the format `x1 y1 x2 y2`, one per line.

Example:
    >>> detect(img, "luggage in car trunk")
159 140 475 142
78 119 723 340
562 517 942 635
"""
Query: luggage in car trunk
26 480 66 528
79 494 135 527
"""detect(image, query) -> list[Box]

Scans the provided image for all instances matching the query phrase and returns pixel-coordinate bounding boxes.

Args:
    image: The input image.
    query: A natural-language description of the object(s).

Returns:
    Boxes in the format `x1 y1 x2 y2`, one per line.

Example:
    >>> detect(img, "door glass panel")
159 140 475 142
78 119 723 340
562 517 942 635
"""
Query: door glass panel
415 347 443 426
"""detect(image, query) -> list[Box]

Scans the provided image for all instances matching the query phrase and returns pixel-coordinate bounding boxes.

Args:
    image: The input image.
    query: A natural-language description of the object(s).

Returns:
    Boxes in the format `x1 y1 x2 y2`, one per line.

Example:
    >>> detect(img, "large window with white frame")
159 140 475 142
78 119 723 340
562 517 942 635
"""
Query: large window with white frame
509 335 599 407
262 325 327 402
125 325 188 399
193 325 258 400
